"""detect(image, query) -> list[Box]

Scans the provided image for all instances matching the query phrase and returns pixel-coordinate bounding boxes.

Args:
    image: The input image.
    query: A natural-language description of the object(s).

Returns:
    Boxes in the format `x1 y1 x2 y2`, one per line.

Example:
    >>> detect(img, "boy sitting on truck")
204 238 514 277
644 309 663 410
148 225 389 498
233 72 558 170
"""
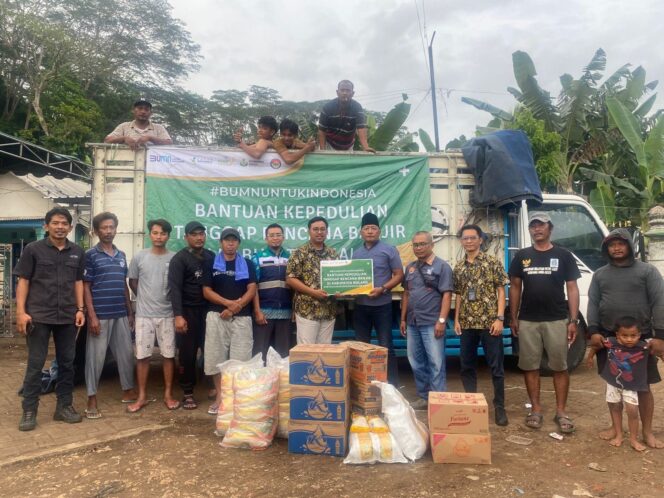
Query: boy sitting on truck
586 316 649 451
233 116 278 159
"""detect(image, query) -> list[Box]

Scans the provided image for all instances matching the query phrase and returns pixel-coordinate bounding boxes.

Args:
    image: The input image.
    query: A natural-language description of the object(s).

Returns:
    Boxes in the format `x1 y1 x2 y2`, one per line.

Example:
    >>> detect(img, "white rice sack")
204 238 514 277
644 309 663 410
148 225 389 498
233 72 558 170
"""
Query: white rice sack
215 354 263 436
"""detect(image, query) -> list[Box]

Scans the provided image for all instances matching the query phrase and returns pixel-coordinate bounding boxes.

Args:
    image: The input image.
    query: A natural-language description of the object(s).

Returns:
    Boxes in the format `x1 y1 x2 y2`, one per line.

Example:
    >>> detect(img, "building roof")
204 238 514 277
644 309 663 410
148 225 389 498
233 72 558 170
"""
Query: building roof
12 173 90 204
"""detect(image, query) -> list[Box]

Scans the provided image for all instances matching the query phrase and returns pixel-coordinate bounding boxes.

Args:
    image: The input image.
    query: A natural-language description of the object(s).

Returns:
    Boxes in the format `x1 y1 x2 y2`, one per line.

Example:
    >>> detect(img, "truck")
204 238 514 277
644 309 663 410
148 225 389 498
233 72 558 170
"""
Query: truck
88 144 609 372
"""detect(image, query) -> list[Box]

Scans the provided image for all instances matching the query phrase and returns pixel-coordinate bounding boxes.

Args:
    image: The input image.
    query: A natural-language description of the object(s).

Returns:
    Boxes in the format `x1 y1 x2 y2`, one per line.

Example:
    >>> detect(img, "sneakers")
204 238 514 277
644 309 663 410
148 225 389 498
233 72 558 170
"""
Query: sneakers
19 410 37 431
53 405 83 424
410 398 428 410
494 406 509 426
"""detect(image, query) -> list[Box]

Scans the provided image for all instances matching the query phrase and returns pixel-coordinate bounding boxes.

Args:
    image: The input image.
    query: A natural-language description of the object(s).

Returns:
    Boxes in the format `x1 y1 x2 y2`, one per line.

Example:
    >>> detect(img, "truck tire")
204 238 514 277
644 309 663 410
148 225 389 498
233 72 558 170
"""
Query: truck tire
539 321 587 376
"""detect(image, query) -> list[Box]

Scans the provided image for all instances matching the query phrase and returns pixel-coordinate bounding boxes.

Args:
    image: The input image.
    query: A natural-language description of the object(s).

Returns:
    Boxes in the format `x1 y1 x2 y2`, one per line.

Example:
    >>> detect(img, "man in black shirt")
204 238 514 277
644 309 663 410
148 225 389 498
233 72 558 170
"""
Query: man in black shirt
14 207 86 431
168 221 215 410
509 212 580 434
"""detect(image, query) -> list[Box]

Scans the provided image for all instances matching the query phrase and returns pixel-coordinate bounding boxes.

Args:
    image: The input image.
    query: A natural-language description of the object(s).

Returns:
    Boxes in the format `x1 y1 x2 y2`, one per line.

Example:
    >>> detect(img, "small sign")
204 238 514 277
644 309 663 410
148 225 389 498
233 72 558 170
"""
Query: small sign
320 259 374 295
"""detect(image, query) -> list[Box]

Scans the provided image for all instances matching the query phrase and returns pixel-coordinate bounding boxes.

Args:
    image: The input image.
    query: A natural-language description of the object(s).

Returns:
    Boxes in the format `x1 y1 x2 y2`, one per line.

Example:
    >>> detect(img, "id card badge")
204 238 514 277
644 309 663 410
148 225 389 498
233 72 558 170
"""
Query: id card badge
468 288 477 301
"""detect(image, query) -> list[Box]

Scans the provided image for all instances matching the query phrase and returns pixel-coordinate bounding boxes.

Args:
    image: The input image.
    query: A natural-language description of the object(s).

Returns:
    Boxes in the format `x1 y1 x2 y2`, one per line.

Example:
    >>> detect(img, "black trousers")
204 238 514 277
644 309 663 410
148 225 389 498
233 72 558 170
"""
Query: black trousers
460 328 505 408
354 303 399 385
252 318 293 361
22 323 76 411
176 306 207 394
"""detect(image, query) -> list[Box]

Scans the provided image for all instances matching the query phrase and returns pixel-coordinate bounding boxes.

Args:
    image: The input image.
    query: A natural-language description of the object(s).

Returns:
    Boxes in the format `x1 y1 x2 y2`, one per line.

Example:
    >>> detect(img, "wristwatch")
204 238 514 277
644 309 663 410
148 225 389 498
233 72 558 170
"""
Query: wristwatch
381 286 389 295
495 315 505 321
438 317 446 324
568 318 580 325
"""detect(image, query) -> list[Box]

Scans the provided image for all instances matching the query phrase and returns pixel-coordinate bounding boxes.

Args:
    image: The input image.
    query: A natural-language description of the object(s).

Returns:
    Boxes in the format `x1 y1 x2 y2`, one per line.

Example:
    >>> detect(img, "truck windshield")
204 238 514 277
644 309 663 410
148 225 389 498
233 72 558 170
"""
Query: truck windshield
538 204 605 270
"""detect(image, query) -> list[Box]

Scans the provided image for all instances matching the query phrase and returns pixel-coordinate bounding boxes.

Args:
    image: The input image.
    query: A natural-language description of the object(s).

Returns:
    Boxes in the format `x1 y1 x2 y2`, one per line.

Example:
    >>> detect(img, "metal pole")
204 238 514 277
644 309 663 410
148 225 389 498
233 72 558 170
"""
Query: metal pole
428 31 440 152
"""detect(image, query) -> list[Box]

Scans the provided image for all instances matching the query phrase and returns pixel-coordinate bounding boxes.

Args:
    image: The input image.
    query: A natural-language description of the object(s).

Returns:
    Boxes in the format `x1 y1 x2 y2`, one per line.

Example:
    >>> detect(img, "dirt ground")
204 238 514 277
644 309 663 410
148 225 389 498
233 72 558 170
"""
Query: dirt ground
1 339 663 498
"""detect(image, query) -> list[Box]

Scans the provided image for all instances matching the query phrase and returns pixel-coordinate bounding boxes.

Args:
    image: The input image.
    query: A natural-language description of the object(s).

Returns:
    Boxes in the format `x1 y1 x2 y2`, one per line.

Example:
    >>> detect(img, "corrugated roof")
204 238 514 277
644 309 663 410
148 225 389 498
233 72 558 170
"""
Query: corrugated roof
14 173 90 199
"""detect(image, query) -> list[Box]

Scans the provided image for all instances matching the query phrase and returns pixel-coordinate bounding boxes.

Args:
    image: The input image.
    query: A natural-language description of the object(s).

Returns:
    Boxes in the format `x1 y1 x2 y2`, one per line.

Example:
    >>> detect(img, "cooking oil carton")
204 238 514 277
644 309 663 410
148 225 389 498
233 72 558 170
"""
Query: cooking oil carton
288 420 348 457
430 433 491 464
290 386 348 423
289 343 349 388
350 380 381 415
345 341 388 383
428 392 489 434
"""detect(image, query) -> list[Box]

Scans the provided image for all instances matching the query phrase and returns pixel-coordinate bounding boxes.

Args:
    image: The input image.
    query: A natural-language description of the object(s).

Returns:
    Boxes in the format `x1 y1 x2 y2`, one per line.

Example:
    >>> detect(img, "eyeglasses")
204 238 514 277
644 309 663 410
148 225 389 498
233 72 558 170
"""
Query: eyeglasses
412 242 430 248
266 233 283 238
311 227 327 233
460 236 479 241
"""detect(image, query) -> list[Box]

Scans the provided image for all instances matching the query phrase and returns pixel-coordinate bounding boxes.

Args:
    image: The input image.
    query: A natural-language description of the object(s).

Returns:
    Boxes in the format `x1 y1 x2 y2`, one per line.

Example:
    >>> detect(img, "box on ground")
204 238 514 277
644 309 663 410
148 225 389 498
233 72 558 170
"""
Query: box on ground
290 385 348 422
351 403 381 416
290 344 349 388
288 420 348 457
430 433 491 464
428 392 489 434
345 341 388 383
350 380 381 407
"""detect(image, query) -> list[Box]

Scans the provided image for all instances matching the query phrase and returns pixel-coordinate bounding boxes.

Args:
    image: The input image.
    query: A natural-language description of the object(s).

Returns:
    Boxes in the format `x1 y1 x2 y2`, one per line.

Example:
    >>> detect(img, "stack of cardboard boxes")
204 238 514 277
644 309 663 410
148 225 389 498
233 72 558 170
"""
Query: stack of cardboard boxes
346 341 388 415
428 392 491 464
288 344 350 457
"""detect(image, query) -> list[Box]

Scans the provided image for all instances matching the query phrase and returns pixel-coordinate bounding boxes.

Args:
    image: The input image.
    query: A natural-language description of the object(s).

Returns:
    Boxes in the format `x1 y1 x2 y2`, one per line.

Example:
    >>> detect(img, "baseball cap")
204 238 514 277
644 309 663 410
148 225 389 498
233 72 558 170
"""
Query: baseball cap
133 97 152 108
221 227 241 241
184 221 205 234
528 211 552 225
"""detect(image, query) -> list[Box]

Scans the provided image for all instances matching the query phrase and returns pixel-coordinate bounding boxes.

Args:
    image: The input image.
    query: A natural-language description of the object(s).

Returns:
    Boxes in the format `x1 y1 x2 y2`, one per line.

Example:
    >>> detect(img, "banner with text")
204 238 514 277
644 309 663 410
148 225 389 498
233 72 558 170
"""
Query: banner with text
145 148 431 260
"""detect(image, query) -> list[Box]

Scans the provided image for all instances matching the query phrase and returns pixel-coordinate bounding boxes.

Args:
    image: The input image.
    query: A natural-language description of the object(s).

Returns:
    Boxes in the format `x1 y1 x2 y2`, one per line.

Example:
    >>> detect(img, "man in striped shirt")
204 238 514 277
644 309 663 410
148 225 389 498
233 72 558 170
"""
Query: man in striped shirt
318 80 375 152
83 212 136 419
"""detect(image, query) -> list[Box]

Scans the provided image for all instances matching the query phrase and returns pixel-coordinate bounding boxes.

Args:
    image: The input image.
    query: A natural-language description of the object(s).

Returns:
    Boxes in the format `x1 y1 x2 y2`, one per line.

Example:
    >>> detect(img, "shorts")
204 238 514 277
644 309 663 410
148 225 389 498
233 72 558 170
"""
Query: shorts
596 339 661 385
135 316 176 359
517 319 568 371
606 383 639 405
204 313 253 375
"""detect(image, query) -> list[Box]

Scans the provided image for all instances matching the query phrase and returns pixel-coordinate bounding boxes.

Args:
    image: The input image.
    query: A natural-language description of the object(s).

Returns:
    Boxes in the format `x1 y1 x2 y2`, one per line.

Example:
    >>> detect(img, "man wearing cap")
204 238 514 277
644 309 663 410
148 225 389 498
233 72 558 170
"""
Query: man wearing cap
286 217 338 344
352 213 403 384
168 221 215 410
202 228 257 414
104 98 173 150
588 228 664 448
251 223 293 360
509 211 580 433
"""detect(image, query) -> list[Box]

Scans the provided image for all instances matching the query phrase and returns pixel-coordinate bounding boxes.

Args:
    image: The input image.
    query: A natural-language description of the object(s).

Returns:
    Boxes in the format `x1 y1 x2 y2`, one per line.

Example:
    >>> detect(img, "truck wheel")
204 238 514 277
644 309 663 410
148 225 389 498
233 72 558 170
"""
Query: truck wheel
539 322 587 376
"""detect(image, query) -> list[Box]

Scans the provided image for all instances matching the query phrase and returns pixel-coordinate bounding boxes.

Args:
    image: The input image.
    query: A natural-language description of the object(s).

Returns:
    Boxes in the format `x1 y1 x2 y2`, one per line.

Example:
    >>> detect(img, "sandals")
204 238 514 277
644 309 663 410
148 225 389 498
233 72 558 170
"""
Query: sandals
182 395 198 410
84 408 102 419
553 414 576 434
207 402 219 415
525 412 543 429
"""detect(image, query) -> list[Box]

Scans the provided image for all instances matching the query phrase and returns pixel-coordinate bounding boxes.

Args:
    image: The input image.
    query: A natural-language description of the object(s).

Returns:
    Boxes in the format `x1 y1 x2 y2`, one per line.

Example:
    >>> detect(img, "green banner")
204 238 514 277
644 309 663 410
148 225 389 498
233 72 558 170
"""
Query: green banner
145 149 431 259
321 259 374 295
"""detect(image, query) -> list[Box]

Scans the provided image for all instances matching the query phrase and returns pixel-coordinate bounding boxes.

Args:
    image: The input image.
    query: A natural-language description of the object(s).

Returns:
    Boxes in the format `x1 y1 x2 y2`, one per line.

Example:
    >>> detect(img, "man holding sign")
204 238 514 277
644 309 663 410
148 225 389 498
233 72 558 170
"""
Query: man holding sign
286 217 338 344
353 213 403 385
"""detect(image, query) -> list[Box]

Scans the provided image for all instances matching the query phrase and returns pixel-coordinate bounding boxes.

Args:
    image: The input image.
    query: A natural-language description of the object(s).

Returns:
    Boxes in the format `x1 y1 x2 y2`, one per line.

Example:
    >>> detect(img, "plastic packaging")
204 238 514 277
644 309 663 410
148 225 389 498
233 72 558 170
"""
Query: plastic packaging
350 413 370 433
343 432 408 464
221 365 279 450
215 354 263 436
373 381 429 461
368 415 389 433
266 347 290 439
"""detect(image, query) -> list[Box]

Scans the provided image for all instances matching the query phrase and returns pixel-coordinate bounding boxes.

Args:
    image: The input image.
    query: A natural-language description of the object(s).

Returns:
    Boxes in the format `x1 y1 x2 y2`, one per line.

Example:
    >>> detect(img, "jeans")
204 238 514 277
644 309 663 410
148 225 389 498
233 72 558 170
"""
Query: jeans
22 323 76 411
354 303 399 385
406 323 446 399
460 328 505 408
177 306 208 395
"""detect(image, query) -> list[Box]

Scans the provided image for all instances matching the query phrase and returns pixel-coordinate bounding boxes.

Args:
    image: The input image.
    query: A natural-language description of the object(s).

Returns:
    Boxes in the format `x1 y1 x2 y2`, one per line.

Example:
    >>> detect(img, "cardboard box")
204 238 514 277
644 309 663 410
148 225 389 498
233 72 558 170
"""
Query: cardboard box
428 392 489 434
346 341 388 383
289 344 349 388
430 433 492 464
350 380 381 405
290 386 348 422
351 403 381 416
288 420 348 457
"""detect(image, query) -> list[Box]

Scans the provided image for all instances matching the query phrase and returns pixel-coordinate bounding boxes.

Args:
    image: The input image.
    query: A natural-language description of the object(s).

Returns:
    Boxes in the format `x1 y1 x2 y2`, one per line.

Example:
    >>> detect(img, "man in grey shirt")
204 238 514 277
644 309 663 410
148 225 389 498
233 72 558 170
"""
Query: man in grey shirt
353 213 403 384
127 219 177 413
400 231 453 409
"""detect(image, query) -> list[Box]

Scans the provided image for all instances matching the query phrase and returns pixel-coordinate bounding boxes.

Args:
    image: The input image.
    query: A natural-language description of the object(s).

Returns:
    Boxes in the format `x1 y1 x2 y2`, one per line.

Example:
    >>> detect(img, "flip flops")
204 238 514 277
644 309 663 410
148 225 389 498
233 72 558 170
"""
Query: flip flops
553 414 576 434
182 395 198 410
525 412 543 429
207 402 219 415
84 408 102 419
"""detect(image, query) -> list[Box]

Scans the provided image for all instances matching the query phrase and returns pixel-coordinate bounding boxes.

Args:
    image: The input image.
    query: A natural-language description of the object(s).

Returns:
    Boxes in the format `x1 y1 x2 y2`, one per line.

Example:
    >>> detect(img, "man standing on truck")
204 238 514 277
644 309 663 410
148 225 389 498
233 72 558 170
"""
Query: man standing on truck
127 219 178 413
287 217 338 344
353 213 403 385
104 98 173 150
509 212 580 434
83 212 137 420
587 228 664 448
168 221 216 410
318 80 375 152
453 224 509 426
15 207 86 431
400 231 453 409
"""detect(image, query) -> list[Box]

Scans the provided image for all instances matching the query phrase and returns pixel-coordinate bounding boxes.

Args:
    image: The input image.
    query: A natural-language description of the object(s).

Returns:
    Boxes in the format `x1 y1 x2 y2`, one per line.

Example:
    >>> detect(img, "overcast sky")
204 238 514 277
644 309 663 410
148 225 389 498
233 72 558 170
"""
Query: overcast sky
169 0 663 147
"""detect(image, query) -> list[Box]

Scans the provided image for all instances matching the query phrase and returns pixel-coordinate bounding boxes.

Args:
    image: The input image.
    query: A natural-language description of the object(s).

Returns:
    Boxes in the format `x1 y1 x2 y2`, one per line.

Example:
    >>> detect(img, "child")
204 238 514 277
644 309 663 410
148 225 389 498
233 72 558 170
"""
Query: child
233 116 278 158
586 316 649 451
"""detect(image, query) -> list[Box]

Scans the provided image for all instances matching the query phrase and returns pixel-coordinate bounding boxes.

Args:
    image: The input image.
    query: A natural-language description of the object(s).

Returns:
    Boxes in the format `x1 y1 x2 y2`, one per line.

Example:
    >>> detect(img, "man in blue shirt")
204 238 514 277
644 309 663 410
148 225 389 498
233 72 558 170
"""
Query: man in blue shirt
83 212 136 419
251 223 293 360
353 213 403 384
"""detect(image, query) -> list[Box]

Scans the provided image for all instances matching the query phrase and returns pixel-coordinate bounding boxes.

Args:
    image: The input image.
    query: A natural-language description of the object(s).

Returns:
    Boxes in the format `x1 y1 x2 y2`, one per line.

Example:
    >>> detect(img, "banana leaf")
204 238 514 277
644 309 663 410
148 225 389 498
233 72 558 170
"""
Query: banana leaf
588 181 616 225
418 128 436 152
368 100 411 151
606 97 646 167
460 96 513 122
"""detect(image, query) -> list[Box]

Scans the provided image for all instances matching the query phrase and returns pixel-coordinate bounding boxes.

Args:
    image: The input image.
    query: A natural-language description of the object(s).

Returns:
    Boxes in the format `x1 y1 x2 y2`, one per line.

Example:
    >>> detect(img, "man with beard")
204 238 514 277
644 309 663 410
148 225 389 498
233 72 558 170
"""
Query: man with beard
588 228 664 448
104 98 172 150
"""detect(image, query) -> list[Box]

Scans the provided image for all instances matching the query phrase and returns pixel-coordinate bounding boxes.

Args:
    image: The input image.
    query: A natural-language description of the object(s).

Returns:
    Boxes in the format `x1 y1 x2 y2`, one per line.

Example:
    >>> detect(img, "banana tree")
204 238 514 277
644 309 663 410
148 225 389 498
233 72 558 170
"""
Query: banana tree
365 94 411 151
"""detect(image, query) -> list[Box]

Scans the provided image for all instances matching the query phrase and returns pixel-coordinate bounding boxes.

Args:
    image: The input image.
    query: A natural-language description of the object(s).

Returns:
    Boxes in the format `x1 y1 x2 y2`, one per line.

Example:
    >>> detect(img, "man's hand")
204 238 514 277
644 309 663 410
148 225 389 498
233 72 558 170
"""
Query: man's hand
367 287 383 299
124 137 140 150
585 349 596 368
75 310 85 328
311 289 329 301
227 300 242 314
647 337 664 358
362 146 376 153
220 309 233 320
255 310 268 326
304 139 316 152
16 312 32 335
88 314 101 336
510 317 519 337
589 333 605 350
453 320 462 336
400 320 407 337
567 322 577 345
490 319 503 336
128 313 135 330
434 320 445 338
233 130 243 144
175 315 188 334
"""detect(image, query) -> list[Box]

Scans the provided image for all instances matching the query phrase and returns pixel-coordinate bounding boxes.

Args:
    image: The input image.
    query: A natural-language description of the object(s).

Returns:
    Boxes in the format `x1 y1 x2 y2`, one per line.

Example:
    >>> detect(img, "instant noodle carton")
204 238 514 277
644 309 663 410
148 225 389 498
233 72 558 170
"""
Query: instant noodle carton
289 344 349 388
428 392 489 434
430 433 492 464
345 341 388 383
350 380 381 415
290 386 348 422
288 420 348 457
